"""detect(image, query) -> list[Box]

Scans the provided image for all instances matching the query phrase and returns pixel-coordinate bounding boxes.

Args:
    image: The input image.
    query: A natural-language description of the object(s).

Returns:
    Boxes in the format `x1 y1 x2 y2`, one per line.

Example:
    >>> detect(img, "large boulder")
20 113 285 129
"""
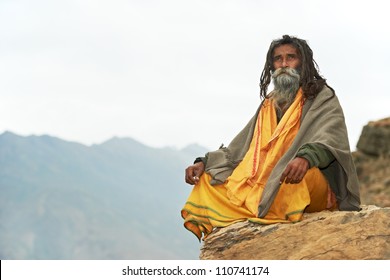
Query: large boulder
356 117 390 157
354 117 390 207
200 205 390 260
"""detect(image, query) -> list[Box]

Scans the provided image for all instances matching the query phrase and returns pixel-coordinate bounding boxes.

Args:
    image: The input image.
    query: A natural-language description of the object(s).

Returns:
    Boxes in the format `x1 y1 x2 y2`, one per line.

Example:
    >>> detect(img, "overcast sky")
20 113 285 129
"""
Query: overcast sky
1 0 389 151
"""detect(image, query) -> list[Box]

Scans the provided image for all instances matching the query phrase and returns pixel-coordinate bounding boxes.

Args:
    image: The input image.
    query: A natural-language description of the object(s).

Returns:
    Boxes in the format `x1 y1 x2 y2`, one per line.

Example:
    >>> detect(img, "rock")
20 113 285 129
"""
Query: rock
356 117 390 157
354 151 390 207
353 117 390 207
200 205 390 260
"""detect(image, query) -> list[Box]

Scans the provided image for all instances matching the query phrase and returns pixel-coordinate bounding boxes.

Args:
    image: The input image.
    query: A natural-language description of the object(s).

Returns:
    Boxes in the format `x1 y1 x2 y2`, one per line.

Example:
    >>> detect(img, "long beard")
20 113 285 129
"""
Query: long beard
270 68 300 115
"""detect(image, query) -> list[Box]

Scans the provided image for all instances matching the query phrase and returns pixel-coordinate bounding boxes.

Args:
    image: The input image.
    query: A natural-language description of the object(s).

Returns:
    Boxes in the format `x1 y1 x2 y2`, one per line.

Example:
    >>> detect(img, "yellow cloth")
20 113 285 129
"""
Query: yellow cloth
181 90 331 240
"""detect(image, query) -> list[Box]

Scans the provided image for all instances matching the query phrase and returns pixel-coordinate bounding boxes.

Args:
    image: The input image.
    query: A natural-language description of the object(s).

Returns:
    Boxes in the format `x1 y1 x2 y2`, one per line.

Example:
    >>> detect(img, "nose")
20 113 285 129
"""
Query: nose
282 58 289 68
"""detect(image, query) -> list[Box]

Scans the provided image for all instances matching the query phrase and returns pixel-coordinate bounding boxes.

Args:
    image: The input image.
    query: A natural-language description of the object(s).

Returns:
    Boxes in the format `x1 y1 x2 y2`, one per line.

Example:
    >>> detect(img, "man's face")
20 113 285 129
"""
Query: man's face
272 44 301 70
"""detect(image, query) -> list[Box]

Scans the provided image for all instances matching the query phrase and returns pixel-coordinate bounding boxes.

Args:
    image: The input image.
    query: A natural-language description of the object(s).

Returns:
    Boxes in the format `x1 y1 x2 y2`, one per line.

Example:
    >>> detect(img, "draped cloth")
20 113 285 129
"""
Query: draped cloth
181 89 338 241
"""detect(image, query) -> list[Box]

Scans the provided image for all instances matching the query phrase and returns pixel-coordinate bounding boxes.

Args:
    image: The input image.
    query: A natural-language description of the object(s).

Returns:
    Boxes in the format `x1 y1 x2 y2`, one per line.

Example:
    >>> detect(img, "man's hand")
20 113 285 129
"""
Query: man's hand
185 162 205 185
279 157 309 184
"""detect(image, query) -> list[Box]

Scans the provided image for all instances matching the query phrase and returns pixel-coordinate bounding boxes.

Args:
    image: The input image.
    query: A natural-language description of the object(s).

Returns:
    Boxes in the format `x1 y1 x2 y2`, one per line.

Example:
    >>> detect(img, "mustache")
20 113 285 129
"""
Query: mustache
271 67 300 79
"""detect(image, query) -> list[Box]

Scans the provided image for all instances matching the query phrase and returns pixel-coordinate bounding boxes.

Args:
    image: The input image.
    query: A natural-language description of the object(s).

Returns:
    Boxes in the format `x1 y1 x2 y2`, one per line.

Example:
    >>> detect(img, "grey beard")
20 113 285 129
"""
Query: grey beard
270 68 300 116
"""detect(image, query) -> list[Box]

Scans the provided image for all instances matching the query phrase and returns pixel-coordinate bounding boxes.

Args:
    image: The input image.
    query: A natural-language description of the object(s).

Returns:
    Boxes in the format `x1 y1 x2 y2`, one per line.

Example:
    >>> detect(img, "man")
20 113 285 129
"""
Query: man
182 35 360 241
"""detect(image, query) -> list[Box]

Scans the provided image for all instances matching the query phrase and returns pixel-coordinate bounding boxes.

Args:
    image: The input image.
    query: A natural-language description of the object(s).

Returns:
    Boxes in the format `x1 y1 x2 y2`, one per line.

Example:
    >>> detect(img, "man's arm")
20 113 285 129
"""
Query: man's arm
296 143 335 168
279 143 335 184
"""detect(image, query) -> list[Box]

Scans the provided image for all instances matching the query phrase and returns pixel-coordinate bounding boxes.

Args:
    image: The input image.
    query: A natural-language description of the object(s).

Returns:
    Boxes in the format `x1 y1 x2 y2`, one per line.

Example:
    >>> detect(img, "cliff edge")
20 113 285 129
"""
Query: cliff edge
200 205 390 260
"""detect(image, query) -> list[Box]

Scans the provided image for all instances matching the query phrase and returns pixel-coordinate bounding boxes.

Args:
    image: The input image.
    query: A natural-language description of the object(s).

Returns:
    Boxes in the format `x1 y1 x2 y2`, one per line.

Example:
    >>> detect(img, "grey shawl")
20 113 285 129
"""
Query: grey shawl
204 86 361 217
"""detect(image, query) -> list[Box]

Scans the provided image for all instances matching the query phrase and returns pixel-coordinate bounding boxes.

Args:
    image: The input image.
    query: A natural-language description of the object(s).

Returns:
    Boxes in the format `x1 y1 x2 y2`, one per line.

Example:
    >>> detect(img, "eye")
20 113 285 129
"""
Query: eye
287 54 297 60
273 56 282 62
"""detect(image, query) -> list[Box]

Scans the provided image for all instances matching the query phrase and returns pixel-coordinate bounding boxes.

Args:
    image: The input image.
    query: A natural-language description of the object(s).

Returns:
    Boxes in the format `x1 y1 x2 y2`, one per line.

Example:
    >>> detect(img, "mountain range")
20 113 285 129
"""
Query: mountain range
0 131 208 259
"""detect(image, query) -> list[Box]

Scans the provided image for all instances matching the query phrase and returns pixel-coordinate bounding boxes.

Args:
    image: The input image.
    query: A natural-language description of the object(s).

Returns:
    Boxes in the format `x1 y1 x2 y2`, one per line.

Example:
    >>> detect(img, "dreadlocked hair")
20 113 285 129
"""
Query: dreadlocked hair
259 35 334 100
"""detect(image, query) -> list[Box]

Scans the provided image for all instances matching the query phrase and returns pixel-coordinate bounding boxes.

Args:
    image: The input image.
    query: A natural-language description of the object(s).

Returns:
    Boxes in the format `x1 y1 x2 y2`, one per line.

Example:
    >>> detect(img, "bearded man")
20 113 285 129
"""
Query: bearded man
181 35 360 241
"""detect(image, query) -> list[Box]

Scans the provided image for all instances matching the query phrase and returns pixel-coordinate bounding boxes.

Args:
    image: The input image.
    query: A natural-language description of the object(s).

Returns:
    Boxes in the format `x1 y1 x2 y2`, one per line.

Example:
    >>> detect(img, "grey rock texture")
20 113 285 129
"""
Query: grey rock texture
200 205 390 260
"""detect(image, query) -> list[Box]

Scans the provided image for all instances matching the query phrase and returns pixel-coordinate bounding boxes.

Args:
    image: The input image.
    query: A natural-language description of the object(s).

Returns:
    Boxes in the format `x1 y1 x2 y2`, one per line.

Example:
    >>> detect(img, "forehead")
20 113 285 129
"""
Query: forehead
273 44 300 56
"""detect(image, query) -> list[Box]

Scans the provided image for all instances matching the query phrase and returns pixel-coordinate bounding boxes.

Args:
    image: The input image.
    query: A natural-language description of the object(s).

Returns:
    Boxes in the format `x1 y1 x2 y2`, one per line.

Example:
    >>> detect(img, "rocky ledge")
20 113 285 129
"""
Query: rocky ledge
200 205 390 260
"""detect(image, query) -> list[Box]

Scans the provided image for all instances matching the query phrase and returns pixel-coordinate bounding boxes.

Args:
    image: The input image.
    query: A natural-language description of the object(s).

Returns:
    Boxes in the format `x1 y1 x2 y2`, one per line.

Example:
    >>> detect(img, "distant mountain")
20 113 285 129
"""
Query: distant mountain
0 131 208 259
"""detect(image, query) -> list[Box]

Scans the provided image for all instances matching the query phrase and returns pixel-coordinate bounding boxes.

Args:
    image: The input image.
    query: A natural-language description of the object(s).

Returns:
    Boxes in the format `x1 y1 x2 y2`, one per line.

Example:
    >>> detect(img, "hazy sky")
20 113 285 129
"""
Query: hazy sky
1 0 389 150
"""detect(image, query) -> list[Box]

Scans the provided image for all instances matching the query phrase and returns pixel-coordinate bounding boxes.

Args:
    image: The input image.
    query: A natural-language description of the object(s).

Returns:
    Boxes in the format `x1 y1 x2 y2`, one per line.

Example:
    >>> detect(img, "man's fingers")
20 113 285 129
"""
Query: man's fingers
279 165 290 184
281 158 309 184
287 170 301 184
185 167 196 185
194 168 202 177
193 169 202 184
281 163 299 184
184 161 205 185
185 163 204 185
279 174 286 185
193 176 200 184
185 174 192 184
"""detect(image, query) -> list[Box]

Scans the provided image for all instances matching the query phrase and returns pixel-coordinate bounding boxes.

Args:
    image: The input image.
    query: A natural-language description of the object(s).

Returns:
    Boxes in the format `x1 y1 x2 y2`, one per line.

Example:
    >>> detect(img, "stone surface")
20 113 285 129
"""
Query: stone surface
354 117 390 207
200 205 390 260
354 151 390 207
356 117 390 156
